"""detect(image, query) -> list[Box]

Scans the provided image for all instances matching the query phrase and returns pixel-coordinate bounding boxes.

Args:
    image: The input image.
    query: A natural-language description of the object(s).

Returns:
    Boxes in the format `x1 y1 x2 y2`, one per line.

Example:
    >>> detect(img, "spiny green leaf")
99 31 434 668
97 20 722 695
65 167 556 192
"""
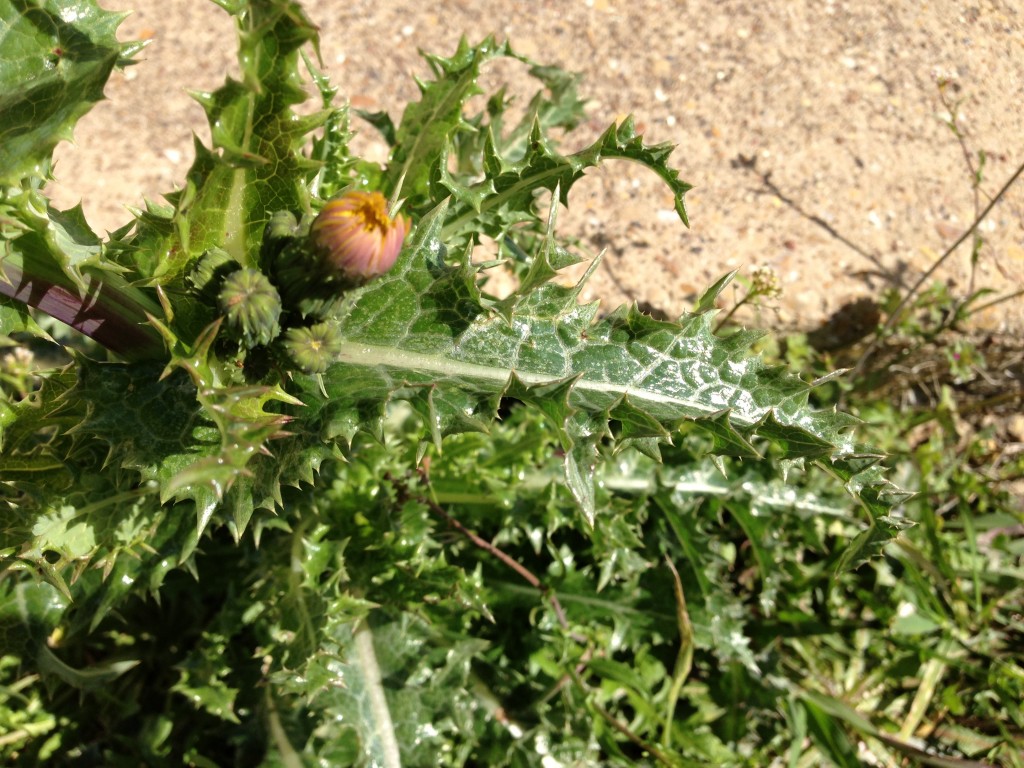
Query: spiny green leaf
116 0 324 289
384 35 521 206
695 270 739 314
834 513 915 574
0 0 138 184
0 296 48 339
270 611 484 767
307 201 897 524
439 114 692 246
154 338 308 541
387 38 689 250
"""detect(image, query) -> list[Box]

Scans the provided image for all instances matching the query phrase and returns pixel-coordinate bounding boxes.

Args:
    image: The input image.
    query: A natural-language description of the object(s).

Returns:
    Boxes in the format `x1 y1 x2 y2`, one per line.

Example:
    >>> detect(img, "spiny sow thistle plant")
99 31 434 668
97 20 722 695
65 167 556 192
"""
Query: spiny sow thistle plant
0 1 908 764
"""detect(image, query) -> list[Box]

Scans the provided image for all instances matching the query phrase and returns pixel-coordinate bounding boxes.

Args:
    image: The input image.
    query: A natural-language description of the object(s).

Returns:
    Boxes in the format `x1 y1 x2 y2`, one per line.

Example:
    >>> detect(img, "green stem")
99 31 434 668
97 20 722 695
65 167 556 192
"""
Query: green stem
968 287 1024 317
265 687 304 768
849 158 1024 385
713 291 754 333
662 557 693 750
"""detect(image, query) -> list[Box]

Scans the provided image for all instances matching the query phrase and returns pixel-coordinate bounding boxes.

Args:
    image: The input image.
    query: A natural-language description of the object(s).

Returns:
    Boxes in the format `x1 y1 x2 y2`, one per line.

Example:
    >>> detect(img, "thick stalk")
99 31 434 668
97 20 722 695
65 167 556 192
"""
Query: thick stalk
0 250 165 361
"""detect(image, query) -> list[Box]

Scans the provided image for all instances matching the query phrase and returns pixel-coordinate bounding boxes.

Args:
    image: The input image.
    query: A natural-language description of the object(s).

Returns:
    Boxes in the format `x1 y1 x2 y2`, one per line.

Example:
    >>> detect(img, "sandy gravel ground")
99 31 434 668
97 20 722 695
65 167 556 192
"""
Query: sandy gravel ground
48 0 1024 335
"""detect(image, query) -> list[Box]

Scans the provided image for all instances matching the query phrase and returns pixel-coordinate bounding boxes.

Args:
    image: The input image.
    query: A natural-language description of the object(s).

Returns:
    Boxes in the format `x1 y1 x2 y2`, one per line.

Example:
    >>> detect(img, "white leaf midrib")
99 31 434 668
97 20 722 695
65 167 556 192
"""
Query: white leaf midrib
337 341 737 421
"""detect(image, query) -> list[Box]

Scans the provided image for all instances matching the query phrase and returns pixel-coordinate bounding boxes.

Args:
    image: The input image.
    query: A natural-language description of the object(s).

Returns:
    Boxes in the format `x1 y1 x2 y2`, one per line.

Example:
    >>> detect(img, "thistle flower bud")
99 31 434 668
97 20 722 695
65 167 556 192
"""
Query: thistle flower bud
218 268 282 349
260 210 301 265
282 321 343 374
309 191 409 285
188 247 239 302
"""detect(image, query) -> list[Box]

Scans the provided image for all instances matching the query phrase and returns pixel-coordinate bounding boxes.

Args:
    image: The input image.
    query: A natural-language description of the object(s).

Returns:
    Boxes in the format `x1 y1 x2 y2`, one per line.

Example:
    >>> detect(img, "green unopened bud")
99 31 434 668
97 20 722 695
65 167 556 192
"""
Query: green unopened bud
266 209 300 241
281 321 343 374
218 268 282 348
261 210 302 265
309 191 409 285
188 247 239 301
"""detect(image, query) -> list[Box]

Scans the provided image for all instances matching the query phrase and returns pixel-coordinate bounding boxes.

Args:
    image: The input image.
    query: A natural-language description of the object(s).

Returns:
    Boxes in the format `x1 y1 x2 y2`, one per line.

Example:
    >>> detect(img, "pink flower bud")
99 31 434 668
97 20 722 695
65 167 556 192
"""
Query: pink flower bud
310 191 409 283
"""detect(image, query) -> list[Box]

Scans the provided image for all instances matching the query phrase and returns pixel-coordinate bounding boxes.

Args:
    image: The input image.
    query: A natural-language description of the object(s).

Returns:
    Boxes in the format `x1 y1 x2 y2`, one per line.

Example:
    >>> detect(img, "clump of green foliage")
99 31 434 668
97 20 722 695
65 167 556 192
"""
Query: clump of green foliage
1 1 1019 765
736 73 1024 764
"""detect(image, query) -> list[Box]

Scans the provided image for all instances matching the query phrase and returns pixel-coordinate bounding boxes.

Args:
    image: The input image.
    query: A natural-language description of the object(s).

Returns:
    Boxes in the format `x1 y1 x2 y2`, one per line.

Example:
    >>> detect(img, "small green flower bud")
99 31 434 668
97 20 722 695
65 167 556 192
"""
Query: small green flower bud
218 268 282 349
281 321 343 374
266 209 300 241
260 210 302 265
188 247 239 301
309 191 409 285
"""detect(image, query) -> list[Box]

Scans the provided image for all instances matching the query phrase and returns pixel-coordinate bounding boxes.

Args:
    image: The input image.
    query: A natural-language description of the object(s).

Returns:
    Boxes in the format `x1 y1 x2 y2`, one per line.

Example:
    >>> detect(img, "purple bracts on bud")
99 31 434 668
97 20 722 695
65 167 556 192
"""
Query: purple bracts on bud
310 191 409 283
